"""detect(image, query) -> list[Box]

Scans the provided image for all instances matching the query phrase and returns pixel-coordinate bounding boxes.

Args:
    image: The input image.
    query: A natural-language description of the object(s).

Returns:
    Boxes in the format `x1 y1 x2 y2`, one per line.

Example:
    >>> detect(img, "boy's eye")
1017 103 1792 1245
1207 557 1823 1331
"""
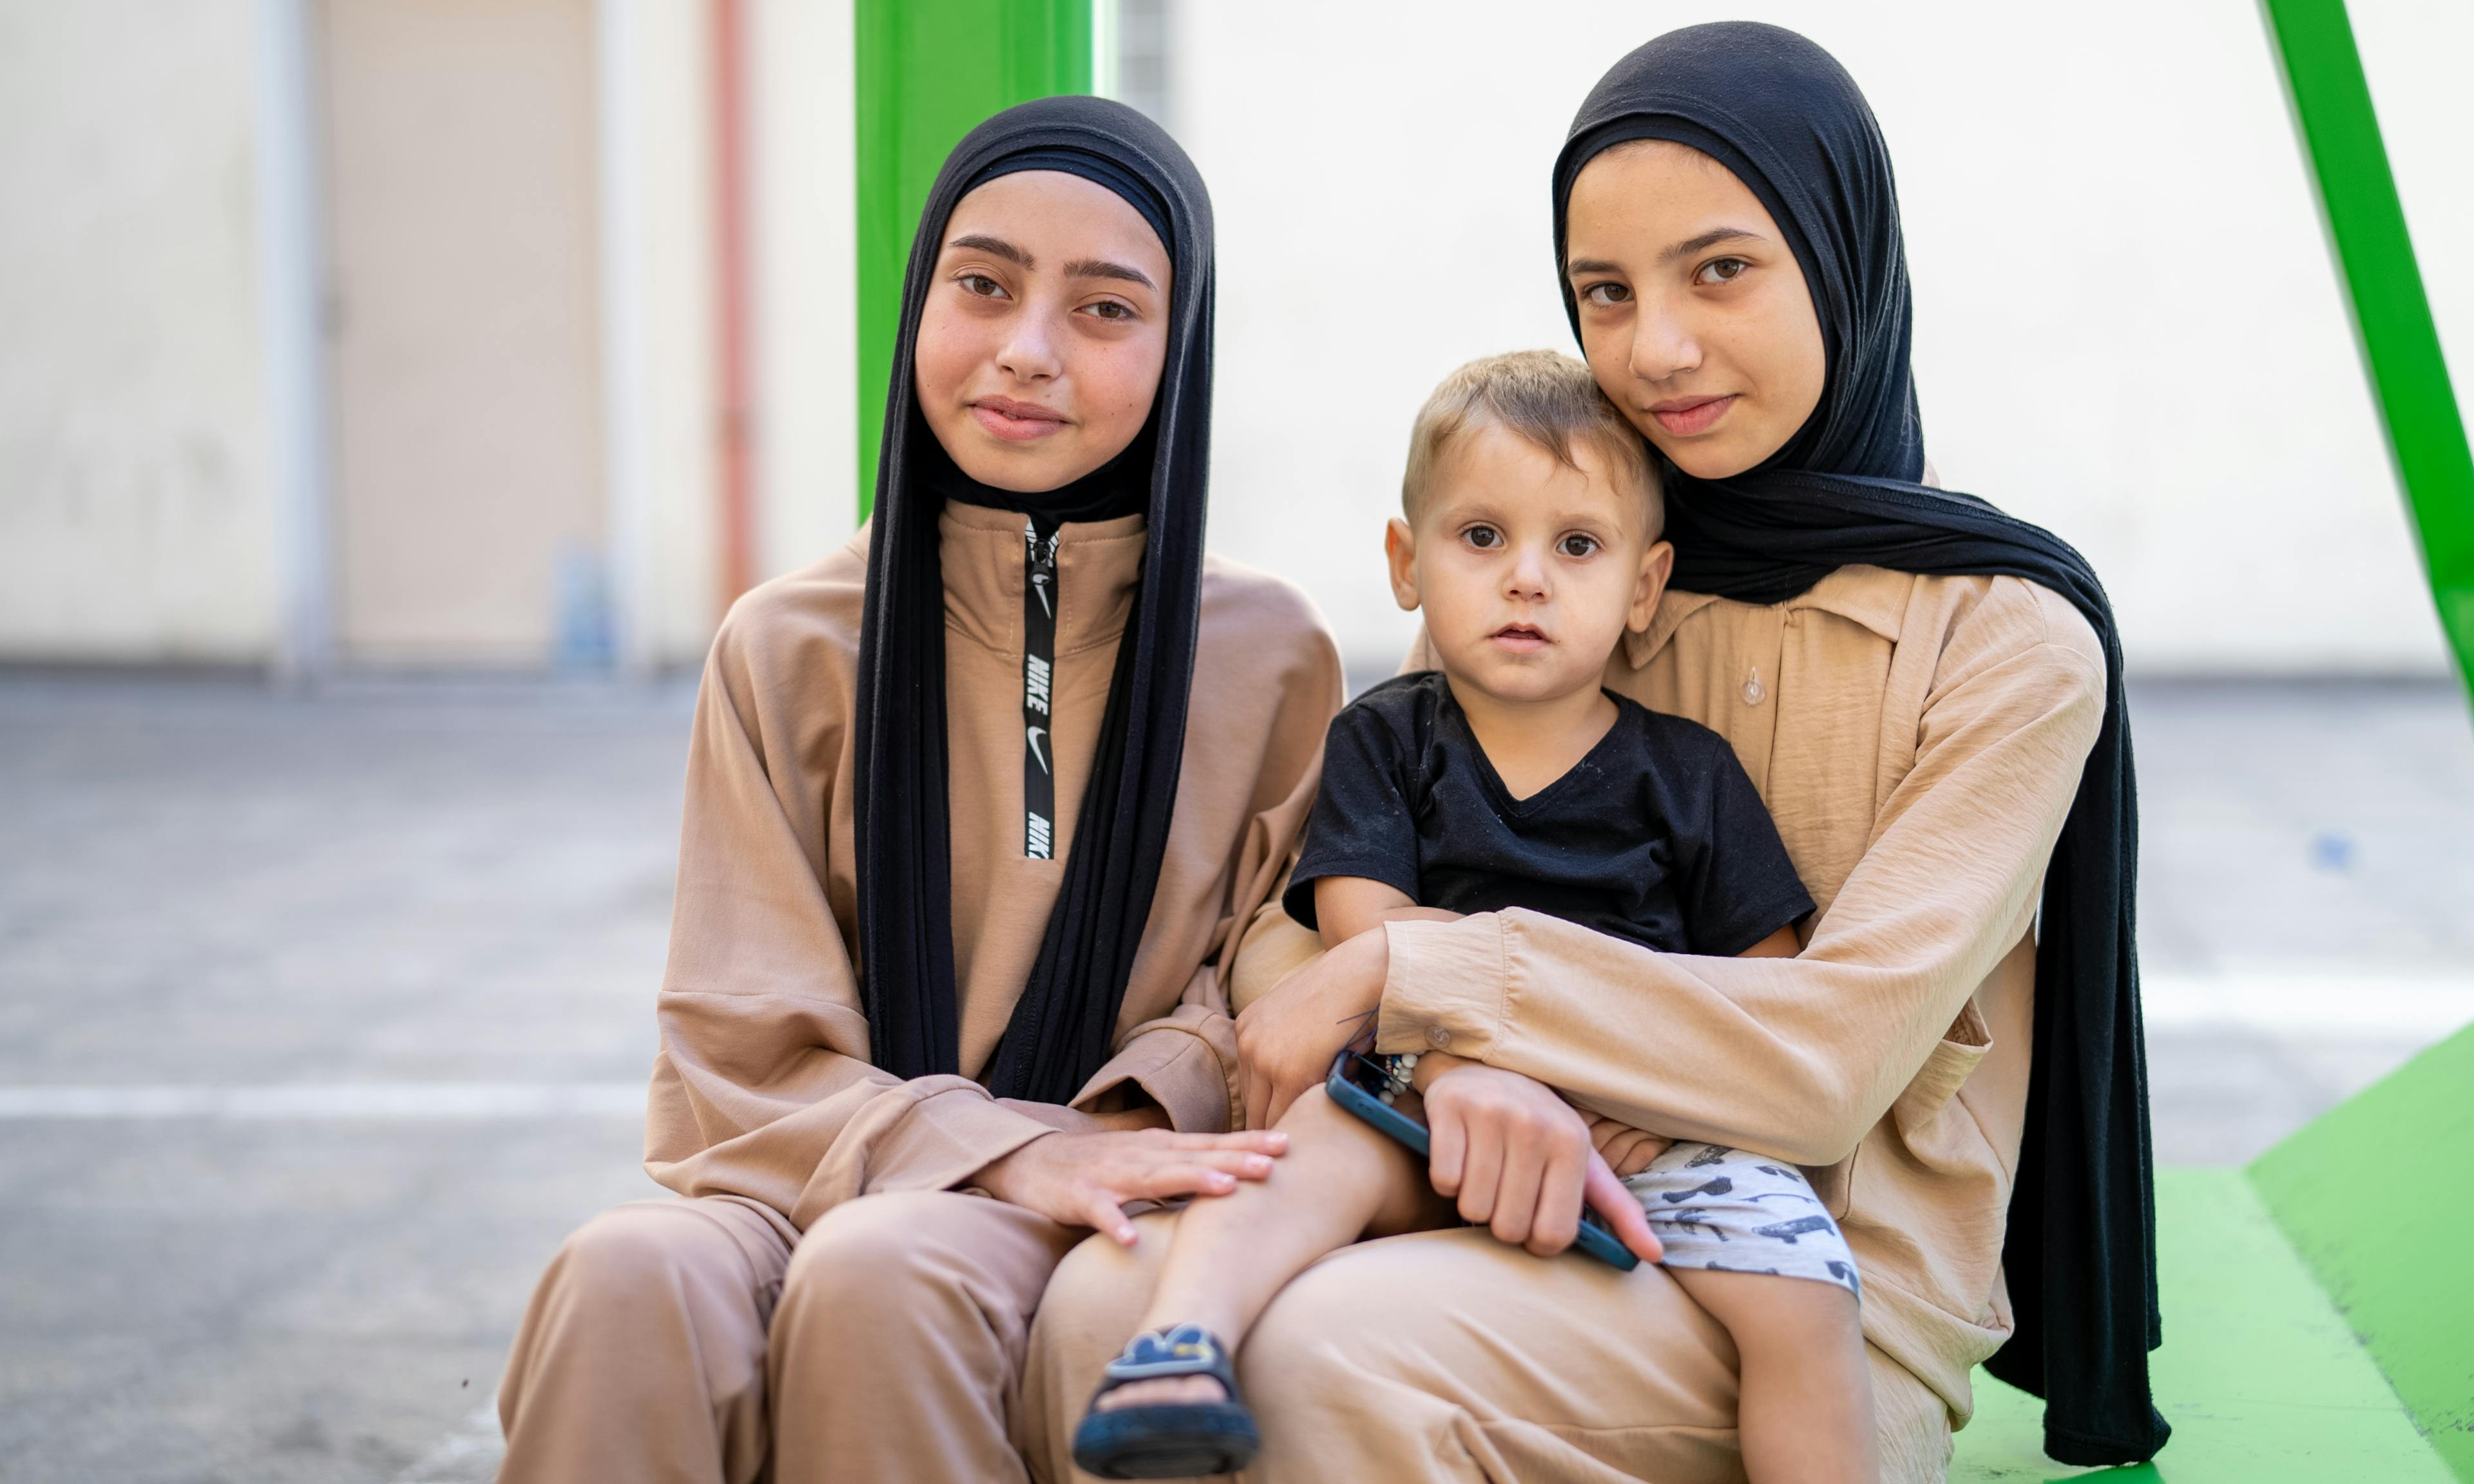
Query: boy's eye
959 272 1008 298
1463 525 1503 550
1580 281 1631 306
1558 533 1600 558
1694 257 1750 286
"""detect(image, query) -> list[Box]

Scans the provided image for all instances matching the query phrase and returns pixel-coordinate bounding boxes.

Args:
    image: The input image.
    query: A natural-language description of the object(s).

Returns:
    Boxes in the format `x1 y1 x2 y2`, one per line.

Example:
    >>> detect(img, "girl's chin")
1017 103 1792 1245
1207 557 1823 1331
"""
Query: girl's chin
945 443 1084 493
1654 437 1766 482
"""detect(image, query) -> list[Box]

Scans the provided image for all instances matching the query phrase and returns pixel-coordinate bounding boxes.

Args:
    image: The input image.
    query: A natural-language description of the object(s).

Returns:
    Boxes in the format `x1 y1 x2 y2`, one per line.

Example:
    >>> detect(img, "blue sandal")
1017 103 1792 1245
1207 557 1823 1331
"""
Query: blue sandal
1071 1324 1260 1479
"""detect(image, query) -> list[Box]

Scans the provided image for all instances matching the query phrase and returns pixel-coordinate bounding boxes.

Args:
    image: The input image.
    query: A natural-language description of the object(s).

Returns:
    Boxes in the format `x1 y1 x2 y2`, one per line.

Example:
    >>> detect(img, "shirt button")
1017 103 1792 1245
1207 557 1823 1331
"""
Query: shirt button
1424 1025 1453 1051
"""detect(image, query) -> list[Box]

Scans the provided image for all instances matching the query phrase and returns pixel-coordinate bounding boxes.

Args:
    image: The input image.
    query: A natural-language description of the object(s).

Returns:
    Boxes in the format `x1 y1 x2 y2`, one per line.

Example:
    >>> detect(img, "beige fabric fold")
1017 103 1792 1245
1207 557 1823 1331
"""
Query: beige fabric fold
500 1192 1084 1484
1024 1211 1953 1484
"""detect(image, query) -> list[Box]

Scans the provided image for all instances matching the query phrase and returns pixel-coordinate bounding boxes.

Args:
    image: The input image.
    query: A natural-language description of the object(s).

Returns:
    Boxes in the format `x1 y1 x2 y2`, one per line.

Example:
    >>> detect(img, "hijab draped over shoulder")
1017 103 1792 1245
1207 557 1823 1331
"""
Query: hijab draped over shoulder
1553 24 2166 1465
856 96 1215 1107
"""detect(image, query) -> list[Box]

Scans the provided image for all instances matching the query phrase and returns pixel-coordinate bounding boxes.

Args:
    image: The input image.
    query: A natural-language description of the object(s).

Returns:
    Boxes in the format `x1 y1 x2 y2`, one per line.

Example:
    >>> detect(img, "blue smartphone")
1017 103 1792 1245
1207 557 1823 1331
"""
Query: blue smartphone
1324 1049 1641 1271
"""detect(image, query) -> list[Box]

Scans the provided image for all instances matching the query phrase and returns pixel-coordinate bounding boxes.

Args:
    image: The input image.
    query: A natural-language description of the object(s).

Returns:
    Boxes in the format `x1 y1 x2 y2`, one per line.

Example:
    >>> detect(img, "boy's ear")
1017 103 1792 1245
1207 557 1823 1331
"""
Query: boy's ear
1384 518 1422 613
1629 538 1675 633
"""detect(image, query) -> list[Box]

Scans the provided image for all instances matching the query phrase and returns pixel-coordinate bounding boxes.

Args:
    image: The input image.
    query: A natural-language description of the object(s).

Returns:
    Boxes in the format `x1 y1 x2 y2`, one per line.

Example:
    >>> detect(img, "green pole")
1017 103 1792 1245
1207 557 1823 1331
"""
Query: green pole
2260 0 2474 703
854 0 1095 519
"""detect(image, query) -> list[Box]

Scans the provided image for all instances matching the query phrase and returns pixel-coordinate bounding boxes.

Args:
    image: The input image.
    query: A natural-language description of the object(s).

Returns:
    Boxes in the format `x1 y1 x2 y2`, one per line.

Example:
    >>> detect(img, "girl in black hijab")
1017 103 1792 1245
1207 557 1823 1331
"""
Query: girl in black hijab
496 97 1346 1484
1144 23 2165 1483
1548 23 2166 1467
858 96 1213 1105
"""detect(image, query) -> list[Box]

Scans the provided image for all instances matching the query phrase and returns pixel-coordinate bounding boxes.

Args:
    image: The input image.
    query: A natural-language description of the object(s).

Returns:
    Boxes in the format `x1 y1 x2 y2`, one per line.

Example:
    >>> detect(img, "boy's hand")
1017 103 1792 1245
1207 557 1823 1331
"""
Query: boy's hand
1587 1115 1671 1178
1421 1060 1662 1262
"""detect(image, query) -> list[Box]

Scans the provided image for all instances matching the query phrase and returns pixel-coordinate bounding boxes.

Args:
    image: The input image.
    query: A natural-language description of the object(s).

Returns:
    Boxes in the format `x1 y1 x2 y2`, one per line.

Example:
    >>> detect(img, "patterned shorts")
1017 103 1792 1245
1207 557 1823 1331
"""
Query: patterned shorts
1622 1141 1861 1297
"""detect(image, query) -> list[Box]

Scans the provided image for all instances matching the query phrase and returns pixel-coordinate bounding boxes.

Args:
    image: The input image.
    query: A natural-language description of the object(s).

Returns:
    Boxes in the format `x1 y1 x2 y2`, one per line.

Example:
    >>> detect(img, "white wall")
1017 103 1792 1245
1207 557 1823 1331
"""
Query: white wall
599 0 725 671
7 1 2460 674
1167 0 2469 676
598 0 860 672
0 0 278 661
751 0 861 581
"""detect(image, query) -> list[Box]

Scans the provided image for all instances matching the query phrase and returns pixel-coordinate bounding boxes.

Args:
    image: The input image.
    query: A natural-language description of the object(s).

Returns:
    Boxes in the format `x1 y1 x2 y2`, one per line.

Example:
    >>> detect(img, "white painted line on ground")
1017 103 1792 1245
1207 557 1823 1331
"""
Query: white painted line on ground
2142 969 2474 1036
0 1081 645 1119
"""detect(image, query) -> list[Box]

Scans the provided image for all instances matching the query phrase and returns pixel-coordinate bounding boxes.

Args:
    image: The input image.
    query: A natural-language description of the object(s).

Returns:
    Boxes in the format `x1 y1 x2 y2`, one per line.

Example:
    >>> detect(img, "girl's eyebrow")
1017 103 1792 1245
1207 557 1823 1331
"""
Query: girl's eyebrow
1660 226 1763 263
1065 258 1156 289
1566 228 1769 280
948 233 1031 267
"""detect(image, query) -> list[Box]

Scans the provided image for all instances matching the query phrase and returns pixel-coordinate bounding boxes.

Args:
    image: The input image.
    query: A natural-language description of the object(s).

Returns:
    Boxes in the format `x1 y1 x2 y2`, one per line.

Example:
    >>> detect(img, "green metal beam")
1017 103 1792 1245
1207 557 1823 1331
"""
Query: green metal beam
2260 0 2474 702
854 0 1094 518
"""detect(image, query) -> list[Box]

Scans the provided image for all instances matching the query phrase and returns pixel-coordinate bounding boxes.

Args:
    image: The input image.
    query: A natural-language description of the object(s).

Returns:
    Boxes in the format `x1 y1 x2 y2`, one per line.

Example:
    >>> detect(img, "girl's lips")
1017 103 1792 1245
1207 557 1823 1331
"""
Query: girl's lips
1646 394 1737 437
970 399 1068 442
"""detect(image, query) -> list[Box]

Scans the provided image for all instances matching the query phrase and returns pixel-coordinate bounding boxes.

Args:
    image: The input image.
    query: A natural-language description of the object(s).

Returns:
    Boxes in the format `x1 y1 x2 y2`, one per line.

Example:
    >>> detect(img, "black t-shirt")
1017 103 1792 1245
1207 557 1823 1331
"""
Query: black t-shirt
1283 672 1814 956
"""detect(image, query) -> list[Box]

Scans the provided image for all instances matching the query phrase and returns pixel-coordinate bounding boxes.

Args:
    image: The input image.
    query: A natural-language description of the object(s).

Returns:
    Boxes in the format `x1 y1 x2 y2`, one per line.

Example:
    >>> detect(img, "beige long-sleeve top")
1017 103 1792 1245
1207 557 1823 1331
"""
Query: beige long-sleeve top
1234 565 2105 1427
646 502 1343 1230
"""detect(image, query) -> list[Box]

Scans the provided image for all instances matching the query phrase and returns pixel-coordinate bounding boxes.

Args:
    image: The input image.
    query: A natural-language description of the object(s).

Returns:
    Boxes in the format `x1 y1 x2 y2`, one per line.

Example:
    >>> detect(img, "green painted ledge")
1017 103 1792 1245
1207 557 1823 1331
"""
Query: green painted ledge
1953 1167 2451 1482
2253 1022 2474 1480
1959 1025 2474 1481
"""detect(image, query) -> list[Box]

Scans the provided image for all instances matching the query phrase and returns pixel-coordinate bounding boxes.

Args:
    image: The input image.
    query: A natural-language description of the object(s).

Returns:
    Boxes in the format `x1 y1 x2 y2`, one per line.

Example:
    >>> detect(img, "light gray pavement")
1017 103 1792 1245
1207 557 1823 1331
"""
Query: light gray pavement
1 671 2469 1482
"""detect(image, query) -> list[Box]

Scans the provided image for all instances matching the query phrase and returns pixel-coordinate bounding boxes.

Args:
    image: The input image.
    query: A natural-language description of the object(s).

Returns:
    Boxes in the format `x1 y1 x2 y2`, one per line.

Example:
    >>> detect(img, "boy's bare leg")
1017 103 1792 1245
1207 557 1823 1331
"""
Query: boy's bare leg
1668 1268 1877 1484
1095 1085 1447 1410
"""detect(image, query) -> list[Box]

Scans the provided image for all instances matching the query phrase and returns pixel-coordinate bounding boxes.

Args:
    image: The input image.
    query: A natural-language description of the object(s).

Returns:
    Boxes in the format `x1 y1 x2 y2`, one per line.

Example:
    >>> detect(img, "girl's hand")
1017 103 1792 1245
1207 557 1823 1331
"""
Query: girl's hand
1234 927 1390 1127
1421 1060 1663 1262
968 1128 1288 1244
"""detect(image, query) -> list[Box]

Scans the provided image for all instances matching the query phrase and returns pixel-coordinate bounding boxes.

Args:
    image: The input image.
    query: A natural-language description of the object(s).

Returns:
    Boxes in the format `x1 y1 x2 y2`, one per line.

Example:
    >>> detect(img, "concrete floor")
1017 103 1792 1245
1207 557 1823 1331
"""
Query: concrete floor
1 672 2468 1483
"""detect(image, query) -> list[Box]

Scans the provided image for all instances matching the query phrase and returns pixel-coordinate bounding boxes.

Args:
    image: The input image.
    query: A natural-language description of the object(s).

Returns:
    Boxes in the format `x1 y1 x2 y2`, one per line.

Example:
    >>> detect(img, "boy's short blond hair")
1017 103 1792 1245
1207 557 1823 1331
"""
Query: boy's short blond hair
1401 350 1662 535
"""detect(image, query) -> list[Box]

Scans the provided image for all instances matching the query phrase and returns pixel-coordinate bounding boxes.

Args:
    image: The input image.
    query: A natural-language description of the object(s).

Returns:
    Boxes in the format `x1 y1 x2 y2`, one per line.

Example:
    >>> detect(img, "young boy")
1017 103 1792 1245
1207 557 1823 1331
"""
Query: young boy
1072 352 1876 1484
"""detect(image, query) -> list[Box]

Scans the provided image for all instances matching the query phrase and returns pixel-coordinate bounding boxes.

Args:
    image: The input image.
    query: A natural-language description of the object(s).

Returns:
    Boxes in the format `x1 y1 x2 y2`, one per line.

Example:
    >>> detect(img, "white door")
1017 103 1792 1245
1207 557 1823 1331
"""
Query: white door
320 0 606 665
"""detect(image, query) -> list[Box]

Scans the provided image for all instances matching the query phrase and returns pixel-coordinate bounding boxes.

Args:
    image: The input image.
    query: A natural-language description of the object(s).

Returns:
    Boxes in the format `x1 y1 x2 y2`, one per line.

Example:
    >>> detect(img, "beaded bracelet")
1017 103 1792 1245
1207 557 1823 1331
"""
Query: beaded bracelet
1373 1051 1419 1105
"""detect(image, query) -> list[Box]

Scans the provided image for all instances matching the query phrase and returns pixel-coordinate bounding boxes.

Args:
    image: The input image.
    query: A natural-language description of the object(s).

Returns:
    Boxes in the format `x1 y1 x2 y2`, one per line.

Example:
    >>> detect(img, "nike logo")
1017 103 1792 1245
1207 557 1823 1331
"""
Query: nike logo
1026 725 1050 774
1031 572 1054 619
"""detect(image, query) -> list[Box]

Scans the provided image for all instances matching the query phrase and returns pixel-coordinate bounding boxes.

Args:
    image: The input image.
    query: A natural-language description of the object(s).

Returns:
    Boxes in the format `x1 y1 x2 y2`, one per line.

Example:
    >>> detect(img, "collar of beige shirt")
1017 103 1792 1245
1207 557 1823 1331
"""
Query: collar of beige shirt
935 500 1148 660
1625 564 1912 668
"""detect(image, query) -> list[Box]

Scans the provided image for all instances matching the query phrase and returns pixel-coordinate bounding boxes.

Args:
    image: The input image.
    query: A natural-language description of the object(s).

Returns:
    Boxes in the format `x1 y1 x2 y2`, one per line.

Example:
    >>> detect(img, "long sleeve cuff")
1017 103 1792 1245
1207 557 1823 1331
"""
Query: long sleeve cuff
854 1083 1059 1199
1376 915 1510 1061
1070 1022 1236 1134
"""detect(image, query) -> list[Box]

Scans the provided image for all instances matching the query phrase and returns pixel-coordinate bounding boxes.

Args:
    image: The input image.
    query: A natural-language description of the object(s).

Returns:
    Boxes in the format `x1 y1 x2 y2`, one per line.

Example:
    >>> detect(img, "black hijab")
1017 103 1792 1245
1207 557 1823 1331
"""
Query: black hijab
1553 24 2166 1465
854 95 1214 1107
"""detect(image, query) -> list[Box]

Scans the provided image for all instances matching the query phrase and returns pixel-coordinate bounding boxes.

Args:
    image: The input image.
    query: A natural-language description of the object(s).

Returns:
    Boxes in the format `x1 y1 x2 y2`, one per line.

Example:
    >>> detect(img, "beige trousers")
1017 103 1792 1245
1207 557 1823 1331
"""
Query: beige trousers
1022 1210 1955 1484
495 1190 1080 1484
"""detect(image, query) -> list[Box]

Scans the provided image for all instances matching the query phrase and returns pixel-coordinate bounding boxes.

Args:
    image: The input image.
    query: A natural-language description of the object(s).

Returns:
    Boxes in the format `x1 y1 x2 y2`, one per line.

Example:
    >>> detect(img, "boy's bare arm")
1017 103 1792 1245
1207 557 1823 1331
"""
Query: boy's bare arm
1312 875 1461 951
1738 923 1801 958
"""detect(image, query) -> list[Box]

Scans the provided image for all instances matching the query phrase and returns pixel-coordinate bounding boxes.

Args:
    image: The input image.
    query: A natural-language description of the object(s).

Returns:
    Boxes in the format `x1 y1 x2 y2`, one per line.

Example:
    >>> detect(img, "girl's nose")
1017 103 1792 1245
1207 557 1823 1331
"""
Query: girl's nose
1629 297 1700 385
994 309 1062 383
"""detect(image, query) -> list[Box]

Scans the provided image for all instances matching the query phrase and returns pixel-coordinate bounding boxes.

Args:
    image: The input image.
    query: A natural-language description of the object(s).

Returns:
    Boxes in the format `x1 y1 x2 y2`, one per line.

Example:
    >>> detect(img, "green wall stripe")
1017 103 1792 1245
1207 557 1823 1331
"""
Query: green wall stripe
2261 0 2474 701
854 0 1094 519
